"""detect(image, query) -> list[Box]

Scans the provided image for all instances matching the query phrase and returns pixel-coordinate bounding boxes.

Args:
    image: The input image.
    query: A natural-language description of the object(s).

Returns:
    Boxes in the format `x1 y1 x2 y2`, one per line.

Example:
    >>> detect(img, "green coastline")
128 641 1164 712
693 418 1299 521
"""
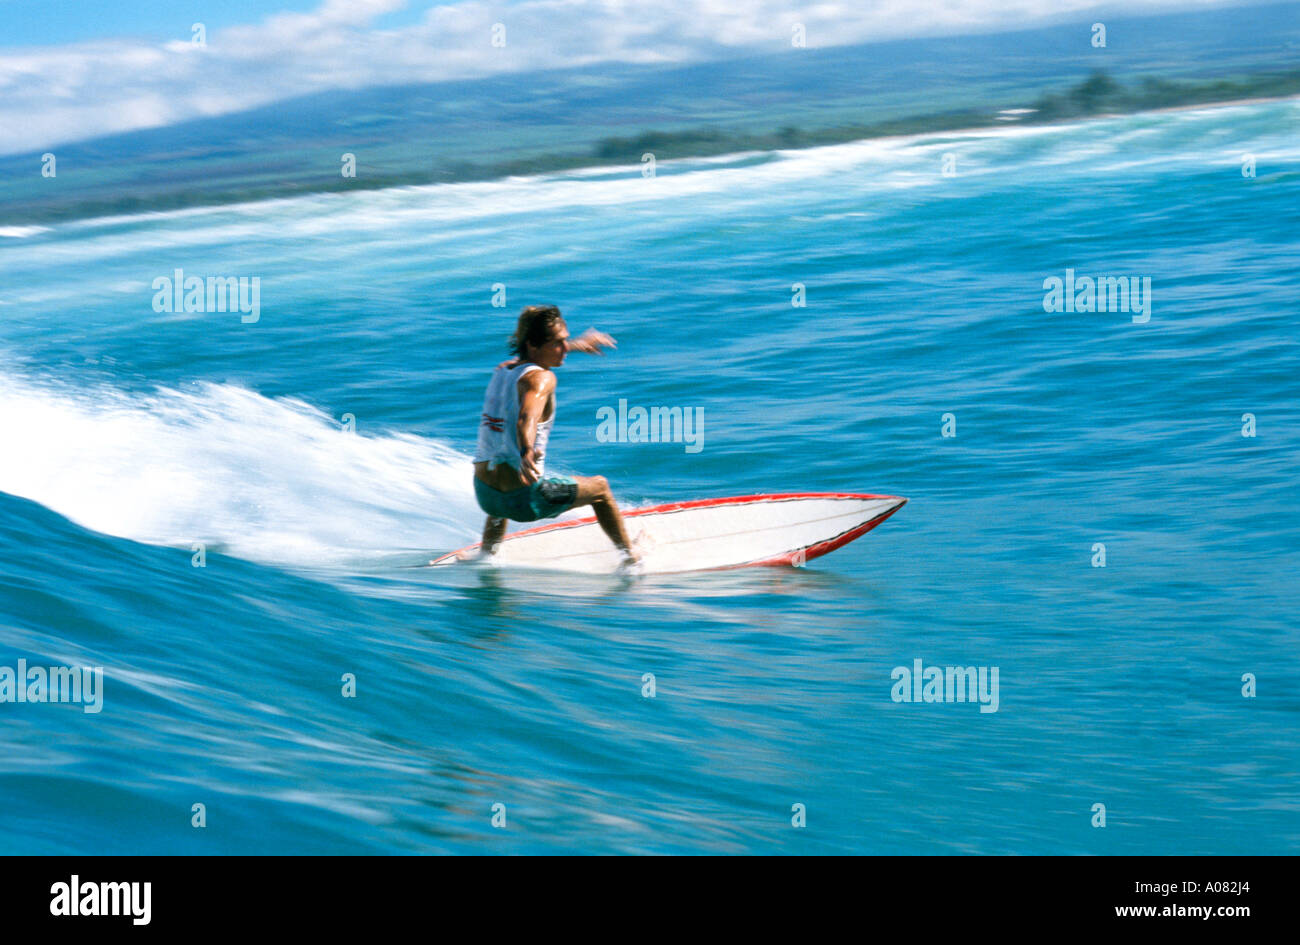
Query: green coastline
8 69 1299 227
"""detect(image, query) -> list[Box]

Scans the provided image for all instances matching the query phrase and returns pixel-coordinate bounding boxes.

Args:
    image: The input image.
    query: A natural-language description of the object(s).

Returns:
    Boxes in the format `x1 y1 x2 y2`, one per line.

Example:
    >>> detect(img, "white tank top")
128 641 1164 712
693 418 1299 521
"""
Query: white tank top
473 362 555 475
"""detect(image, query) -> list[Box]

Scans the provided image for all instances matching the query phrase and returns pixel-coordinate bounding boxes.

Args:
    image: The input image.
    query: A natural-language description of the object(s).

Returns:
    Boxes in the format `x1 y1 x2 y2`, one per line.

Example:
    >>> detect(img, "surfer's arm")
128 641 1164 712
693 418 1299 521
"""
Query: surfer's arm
515 369 555 484
565 329 617 355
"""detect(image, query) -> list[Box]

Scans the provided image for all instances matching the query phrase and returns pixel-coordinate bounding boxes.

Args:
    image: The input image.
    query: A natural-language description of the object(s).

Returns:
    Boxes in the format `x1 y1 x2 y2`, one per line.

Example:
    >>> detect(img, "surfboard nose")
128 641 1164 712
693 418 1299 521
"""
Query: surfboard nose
854 494 907 527
850 493 907 512
876 495 907 518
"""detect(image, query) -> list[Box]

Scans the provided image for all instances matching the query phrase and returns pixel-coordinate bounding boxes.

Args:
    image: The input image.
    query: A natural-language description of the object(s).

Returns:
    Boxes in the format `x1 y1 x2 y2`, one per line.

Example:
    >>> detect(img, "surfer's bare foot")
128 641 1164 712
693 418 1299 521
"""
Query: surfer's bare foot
616 533 646 573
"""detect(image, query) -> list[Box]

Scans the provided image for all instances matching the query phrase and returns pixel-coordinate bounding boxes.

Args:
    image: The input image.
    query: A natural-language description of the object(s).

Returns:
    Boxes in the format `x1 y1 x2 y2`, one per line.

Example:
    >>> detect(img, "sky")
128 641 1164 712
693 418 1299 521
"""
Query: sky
0 0 1257 155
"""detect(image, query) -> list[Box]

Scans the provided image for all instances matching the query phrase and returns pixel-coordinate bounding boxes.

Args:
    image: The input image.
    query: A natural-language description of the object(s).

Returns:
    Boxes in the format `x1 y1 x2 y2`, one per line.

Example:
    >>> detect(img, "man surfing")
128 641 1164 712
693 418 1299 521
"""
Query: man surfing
469 304 639 565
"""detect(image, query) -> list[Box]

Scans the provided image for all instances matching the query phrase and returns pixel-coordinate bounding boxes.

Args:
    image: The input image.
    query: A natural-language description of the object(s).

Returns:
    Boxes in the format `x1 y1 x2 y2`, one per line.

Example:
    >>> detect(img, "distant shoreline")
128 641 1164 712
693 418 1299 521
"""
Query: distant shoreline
1099 94 1296 118
862 92 1299 146
7 71 1299 228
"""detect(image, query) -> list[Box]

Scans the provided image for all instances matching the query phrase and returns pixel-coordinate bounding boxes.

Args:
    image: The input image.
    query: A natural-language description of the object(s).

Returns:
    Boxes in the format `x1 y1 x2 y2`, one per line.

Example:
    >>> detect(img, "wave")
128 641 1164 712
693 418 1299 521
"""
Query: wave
3 97 1295 314
0 372 480 567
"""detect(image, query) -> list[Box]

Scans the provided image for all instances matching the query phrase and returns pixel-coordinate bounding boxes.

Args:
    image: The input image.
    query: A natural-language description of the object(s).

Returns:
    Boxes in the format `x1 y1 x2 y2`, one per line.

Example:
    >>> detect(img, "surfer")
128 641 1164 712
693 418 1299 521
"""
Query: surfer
471 305 639 565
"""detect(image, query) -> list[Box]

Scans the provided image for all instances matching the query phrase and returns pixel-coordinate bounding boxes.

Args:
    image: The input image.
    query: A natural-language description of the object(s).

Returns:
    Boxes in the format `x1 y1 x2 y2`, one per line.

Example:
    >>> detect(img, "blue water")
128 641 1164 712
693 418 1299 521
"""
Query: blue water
2 100 1298 854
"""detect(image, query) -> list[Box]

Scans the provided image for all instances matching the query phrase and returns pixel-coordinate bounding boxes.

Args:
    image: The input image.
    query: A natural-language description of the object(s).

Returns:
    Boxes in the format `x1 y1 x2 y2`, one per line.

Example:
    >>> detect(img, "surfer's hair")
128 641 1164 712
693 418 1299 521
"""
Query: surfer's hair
510 305 565 358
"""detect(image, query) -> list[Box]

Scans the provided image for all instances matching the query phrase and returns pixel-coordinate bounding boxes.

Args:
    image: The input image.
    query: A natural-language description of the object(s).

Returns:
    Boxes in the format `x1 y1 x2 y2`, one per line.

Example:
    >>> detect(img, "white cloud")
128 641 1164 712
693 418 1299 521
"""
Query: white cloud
0 0 1246 155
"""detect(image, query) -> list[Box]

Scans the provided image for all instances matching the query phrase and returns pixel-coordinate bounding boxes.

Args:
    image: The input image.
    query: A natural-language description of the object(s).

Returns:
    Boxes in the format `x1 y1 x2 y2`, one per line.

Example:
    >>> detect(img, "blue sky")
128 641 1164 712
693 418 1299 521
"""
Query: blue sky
0 0 1256 155
0 0 433 47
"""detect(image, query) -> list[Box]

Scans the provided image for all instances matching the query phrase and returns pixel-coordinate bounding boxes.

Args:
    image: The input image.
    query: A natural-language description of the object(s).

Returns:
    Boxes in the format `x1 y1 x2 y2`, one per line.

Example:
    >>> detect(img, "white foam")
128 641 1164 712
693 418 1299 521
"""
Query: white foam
0 226 50 239
0 372 480 567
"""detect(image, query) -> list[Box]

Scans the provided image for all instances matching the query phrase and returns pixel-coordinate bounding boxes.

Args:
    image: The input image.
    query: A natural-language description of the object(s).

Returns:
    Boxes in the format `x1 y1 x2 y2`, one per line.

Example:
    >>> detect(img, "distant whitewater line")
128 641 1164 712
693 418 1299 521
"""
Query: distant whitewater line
6 96 1295 252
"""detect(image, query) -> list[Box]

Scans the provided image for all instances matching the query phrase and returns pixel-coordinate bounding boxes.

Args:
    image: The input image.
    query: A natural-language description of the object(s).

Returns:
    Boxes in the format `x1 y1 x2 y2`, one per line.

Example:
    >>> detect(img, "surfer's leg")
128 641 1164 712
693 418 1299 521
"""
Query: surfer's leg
481 515 508 555
571 475 636 560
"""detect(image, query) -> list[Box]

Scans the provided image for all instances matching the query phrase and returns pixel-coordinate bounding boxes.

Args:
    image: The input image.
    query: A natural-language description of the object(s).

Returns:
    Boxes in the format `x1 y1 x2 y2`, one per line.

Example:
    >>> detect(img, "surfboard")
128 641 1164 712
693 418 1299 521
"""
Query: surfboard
428 492 906 575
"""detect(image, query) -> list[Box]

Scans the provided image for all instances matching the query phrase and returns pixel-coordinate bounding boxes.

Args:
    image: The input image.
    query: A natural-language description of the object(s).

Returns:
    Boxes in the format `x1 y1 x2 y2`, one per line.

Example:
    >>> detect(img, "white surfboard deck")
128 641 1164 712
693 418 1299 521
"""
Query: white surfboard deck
429 492 906 575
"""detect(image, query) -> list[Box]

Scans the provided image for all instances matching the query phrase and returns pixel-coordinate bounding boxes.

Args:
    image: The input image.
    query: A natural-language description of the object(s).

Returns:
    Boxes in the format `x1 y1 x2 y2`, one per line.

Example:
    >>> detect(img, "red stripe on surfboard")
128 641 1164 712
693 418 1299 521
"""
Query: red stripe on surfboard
431 492 906 566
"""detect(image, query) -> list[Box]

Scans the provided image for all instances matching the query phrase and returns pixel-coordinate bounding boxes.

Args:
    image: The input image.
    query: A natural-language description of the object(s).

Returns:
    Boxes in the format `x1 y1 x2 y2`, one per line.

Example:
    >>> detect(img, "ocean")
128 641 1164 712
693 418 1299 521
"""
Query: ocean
1 98 1298 854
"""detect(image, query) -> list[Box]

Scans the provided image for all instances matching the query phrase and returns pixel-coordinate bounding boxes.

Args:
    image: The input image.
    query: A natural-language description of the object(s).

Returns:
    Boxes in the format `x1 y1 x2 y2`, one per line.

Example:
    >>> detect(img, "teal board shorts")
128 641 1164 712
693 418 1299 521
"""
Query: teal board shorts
474 474 579 523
